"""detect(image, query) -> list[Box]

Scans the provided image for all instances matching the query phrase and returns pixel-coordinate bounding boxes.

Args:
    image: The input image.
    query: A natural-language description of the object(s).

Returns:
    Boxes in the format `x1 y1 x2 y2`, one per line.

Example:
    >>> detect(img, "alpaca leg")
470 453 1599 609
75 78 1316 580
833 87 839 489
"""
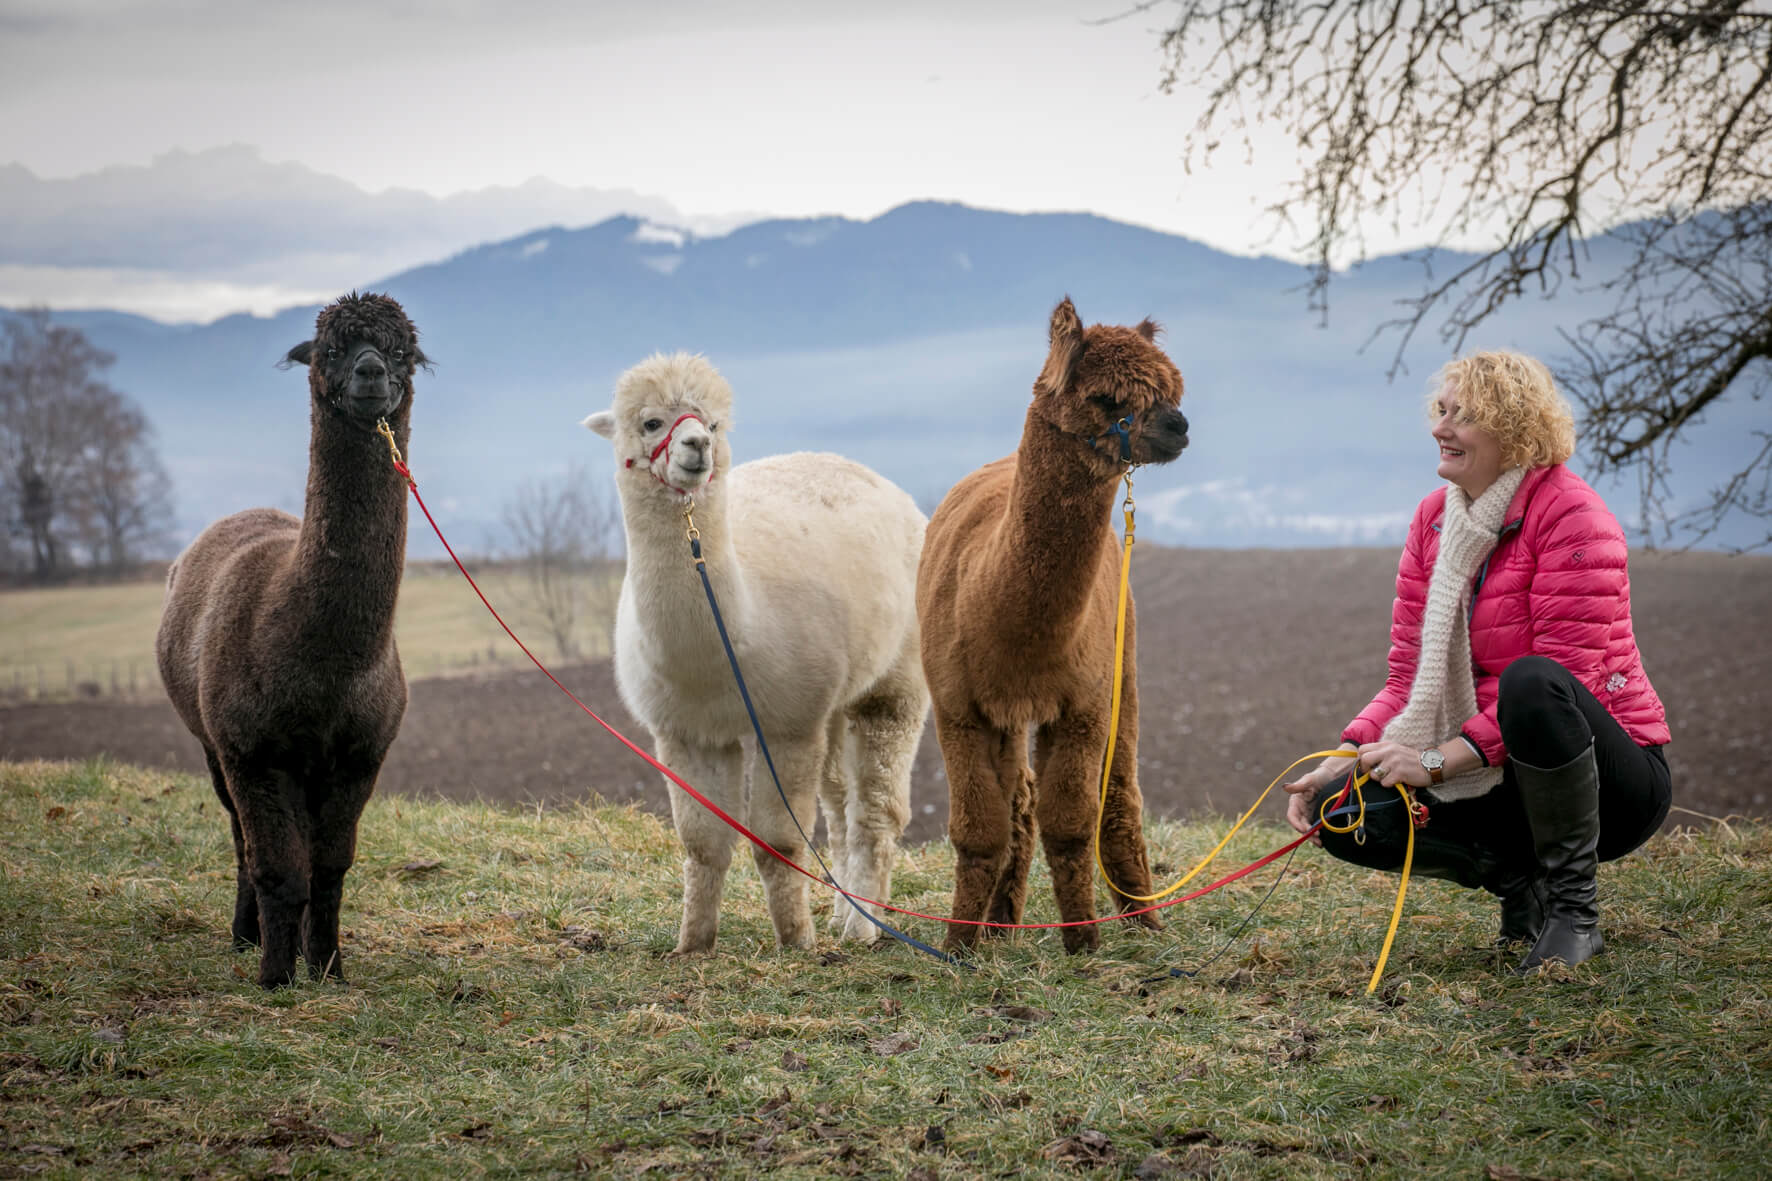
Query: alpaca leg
660 737 744 955
205 748 258 949
839 678 923 943
1097 664 1160 929
985 764 1037 934
936 712 1024 952
1033 713 1112 953
748 731 825 952
302 771 376 982
225 757 311 988
817 713 853 935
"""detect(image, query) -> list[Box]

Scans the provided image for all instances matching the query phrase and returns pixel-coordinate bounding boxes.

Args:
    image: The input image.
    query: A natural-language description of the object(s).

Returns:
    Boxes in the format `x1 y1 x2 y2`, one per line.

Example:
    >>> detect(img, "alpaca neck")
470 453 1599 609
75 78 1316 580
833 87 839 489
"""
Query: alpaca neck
621 483 749 653
989 410 1121 642
286 407 409 661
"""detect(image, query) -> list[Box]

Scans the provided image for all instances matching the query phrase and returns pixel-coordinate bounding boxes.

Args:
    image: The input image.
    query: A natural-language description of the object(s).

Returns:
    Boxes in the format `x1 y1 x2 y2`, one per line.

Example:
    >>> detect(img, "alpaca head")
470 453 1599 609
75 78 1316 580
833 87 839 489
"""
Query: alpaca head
582 353 735 499
1031 297 1189 472
281 292 430 424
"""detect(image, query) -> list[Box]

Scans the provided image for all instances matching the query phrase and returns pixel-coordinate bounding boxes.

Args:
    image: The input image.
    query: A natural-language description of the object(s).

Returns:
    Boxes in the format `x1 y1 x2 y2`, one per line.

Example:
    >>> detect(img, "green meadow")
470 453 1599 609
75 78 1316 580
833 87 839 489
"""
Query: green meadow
2 759 1767 1178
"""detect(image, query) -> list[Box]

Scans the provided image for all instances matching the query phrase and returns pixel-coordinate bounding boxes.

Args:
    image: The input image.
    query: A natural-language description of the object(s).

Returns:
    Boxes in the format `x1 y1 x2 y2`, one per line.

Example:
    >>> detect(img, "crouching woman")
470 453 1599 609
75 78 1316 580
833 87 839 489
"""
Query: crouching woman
1284 351 1671 972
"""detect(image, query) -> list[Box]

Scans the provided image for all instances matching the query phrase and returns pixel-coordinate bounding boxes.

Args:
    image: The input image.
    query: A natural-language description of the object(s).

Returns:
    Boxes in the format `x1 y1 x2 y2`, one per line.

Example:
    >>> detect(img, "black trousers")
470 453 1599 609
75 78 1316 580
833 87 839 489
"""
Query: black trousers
1314 656 1672 877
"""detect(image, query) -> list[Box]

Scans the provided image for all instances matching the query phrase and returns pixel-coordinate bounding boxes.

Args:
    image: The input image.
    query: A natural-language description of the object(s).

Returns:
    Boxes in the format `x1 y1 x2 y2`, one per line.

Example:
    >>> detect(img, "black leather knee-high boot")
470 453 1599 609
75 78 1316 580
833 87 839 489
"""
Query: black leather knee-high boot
1516 741 1604 971
1486 861 1546 947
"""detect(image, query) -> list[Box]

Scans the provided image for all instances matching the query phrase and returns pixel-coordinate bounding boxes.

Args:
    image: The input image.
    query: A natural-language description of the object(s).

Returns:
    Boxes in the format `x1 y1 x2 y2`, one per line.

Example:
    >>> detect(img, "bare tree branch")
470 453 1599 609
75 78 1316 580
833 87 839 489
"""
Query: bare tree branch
1155 0 1772 544
0 308 175 581
498 464 622 661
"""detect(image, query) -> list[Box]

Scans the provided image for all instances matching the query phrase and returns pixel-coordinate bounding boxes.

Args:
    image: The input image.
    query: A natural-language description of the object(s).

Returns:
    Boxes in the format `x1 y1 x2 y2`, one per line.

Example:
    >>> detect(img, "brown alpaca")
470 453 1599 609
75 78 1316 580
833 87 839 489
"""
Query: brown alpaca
917 297 1190 953
156 292 428 989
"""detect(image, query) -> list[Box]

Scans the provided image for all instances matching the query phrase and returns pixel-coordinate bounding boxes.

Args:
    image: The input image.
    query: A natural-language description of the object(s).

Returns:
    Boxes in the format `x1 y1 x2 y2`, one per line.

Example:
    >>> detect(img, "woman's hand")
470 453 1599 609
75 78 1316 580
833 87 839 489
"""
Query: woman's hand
1355 740 1432 789
1282 746 1358 841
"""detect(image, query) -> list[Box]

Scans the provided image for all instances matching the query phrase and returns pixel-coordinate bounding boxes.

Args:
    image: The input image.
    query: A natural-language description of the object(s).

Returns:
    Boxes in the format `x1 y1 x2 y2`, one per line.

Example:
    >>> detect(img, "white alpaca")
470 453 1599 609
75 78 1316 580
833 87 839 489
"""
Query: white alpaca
583 353 930 953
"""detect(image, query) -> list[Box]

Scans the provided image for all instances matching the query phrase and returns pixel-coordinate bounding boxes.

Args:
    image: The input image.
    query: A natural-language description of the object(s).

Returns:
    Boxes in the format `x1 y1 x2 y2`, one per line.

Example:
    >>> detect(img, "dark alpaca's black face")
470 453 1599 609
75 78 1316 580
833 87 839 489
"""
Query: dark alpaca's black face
325 338 408 421
283 318 428 424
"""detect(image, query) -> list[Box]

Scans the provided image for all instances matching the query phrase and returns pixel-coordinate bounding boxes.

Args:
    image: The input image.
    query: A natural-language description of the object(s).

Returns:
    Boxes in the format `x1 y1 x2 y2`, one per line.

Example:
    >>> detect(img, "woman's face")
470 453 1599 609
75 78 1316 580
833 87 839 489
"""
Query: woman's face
1431 385 1506 497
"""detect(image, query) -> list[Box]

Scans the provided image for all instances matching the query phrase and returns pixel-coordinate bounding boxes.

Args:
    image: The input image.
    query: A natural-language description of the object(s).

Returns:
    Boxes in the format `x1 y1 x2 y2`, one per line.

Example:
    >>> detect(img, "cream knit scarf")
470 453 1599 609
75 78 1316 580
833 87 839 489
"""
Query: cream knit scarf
1383 465 1527 802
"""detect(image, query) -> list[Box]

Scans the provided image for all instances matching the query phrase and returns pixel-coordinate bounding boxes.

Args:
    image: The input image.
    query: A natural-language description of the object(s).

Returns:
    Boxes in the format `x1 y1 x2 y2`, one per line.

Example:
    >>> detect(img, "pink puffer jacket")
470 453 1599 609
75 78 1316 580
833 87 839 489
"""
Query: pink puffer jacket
1342 464 1669 765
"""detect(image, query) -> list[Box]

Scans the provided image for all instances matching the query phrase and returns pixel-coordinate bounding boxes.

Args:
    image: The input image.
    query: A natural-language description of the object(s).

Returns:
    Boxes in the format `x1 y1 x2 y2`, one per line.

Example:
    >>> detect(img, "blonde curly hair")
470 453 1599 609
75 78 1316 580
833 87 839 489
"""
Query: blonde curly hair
1426 350 1576 470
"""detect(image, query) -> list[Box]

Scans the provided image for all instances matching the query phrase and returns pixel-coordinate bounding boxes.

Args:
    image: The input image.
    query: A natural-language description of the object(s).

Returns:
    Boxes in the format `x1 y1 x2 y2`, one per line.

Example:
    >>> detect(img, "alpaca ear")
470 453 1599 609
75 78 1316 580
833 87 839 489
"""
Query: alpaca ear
582 410 616 439
1135 317 1163 342
278 341 315 370
1036 297 1084 396
411 344 435 372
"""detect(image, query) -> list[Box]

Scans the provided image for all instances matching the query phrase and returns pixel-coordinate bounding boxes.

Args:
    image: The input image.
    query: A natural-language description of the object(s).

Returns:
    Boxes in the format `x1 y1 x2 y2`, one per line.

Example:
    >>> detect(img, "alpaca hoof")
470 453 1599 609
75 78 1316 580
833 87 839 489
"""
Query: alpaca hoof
774 924 817 952
1061 926 1100 954
256 964 299 991
839 907 885 943
943 929 982 955
307 956 346 984
1128 910 1164 933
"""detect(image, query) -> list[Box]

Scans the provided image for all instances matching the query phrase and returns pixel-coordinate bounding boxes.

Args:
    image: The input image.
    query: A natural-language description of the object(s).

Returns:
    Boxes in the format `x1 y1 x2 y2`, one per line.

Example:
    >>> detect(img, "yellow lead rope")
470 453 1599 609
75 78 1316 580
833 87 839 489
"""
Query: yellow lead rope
1091 468 1418 993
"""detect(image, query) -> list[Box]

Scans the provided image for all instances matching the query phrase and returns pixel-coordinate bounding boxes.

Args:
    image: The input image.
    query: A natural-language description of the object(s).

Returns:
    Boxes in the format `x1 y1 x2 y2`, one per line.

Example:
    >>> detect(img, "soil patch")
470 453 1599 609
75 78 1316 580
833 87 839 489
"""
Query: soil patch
4 547 1766 843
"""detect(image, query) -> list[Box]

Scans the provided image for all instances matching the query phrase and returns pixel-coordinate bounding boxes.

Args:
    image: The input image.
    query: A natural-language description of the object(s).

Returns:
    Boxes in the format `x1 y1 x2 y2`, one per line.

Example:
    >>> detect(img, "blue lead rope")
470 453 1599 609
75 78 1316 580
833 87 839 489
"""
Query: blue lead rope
689 535 963 968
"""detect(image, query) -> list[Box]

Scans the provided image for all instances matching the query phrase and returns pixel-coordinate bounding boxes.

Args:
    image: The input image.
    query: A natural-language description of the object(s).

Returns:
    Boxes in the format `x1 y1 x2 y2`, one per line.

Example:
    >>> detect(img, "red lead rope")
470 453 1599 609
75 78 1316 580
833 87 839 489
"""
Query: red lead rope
385 439 1331 932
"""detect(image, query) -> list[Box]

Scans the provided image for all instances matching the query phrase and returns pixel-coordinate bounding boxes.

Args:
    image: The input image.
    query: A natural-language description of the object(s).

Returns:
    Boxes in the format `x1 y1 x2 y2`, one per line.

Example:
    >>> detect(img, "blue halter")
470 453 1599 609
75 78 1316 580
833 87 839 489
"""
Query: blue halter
1088 413 1136 463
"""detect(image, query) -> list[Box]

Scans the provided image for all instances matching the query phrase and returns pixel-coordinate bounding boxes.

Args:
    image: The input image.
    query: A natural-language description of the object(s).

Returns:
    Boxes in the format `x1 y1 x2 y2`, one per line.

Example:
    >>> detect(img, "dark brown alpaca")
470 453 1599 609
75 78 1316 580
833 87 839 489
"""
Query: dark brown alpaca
917 297 1189 953
155 292 429 989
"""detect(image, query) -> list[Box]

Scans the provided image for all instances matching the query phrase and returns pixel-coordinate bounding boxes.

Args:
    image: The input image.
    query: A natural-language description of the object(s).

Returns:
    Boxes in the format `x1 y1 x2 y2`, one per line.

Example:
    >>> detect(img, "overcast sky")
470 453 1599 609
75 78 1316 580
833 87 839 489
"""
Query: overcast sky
0 0 1319 254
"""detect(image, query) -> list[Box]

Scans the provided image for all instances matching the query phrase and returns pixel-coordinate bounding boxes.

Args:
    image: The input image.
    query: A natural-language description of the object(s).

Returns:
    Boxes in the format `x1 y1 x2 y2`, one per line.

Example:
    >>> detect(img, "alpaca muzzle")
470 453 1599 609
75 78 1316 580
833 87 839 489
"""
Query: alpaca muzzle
627 412 716 495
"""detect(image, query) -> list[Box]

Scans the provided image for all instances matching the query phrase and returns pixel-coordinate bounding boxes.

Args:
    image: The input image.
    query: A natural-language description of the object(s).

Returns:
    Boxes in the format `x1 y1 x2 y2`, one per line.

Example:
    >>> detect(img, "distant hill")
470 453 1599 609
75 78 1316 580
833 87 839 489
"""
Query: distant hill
10 202 1762 551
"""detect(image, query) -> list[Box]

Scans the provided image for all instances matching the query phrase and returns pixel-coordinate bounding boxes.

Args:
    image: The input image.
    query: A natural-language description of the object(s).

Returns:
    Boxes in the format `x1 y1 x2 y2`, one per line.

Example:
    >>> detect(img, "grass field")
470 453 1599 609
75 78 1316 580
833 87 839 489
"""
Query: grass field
2 759 1768 1178
0 565 619 700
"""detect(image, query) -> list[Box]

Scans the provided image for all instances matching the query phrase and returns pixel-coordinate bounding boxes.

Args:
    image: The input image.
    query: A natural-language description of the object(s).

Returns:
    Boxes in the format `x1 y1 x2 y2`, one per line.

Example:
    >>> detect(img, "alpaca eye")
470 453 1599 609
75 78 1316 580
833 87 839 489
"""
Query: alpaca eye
326 347 338 360
392 348 405 361
643 418 664 432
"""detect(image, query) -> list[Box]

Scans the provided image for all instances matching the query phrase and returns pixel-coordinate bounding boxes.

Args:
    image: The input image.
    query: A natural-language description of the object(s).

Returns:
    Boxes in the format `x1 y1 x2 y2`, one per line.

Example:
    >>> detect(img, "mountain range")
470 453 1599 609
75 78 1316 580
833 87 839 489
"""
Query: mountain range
7 196 1761 551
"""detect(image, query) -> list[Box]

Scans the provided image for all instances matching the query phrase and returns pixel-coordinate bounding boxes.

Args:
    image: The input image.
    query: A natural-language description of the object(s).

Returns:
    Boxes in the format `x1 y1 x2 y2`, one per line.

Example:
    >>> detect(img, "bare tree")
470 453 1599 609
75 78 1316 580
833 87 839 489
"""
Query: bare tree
499 463 622 661
68 395 177 574
0 308 174 580
1152 1 1772 546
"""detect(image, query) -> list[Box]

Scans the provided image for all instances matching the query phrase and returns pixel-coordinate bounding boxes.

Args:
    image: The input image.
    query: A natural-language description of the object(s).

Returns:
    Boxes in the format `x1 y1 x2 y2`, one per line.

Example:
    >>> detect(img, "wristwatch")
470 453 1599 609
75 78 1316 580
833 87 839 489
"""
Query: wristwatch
1419 748 1446 785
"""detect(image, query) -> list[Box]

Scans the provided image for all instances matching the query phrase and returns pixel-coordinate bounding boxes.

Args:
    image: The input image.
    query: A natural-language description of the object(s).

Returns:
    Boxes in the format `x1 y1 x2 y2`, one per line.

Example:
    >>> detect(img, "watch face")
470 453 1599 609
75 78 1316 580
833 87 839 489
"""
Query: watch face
1421 749 1445 770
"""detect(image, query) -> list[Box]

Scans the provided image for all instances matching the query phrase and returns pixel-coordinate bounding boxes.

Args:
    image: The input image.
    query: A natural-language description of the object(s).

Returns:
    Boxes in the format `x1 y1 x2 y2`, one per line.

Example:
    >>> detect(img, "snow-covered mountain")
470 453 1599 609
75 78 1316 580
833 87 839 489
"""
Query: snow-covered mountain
11 201 1760 550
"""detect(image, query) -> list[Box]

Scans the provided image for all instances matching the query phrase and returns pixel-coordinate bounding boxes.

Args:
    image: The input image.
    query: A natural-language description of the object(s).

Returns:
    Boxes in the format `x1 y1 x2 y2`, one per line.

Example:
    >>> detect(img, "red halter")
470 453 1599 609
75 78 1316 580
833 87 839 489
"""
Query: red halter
625 412 714 495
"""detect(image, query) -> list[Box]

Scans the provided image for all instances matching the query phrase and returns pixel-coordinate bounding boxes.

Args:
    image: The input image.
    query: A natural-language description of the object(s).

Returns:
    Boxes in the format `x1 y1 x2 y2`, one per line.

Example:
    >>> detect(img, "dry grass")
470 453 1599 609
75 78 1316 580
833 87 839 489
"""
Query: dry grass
2 758 1769 1178
0 564 618 701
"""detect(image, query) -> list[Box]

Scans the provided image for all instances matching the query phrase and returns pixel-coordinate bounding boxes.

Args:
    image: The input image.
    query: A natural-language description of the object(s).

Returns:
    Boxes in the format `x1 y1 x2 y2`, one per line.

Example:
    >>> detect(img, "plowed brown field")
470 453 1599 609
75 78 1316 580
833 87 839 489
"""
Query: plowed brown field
4 547 1766 844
